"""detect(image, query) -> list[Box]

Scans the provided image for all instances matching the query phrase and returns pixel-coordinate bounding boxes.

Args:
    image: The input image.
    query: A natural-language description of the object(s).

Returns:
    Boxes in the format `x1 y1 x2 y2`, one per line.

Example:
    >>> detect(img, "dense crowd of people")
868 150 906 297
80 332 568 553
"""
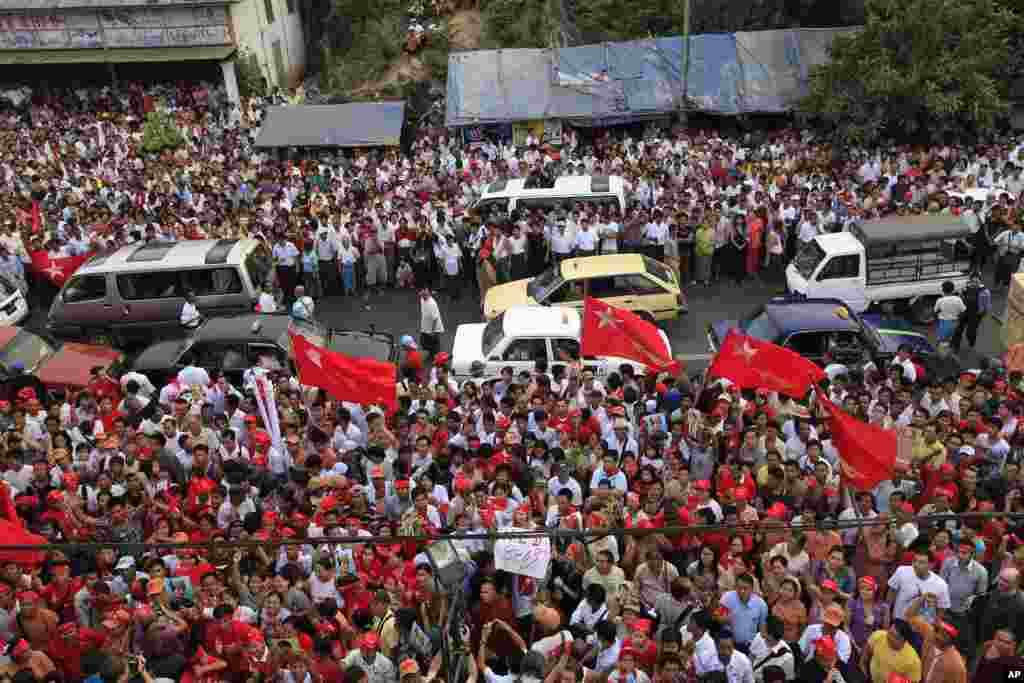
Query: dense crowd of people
0 77 1023 683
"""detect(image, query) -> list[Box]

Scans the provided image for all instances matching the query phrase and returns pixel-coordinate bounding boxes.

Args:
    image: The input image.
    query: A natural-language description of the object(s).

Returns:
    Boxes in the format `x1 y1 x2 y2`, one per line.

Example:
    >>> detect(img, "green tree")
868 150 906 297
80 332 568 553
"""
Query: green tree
801 0 1019 145
481 0 556 48
139 110 185 154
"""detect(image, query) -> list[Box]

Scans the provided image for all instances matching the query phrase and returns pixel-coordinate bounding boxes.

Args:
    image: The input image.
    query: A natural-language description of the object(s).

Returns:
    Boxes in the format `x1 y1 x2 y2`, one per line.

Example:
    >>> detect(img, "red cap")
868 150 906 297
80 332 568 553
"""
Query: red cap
298 632 313 652
938 621 959 639
360 633 380 649
395 479 410 490
632 618 652 635
936 487 955 499
694 479 711 491
888 675 912 683
900 502 916 515
244 415 259 424
940 463 955 475
733 489 749 502
9 639 29 658
821 579 839 593
766 502 788 519
859 576 877 590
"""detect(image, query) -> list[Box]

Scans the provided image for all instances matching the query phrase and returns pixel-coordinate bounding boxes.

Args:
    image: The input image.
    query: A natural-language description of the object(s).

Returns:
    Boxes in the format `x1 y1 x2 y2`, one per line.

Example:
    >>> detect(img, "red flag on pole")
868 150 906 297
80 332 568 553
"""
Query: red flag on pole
580 297 679 373
819 394 896 491
706 329 825 398
290 330 397 411
29 250 93 287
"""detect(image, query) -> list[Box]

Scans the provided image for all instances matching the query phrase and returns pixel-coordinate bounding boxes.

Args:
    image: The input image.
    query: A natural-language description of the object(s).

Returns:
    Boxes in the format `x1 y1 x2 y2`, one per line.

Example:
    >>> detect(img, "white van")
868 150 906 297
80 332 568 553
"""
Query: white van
472 175 627 215
786 215 972 324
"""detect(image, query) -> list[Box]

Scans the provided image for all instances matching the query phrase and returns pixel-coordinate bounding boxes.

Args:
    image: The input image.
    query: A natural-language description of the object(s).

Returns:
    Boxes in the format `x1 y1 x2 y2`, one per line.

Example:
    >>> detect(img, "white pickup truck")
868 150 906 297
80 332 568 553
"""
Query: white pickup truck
786 215 973 324
451 305 672 382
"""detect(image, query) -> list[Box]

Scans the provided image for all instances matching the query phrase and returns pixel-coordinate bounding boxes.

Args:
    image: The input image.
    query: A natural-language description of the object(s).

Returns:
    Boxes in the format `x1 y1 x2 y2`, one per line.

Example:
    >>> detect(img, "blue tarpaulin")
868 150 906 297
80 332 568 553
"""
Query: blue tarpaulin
445 27 856 127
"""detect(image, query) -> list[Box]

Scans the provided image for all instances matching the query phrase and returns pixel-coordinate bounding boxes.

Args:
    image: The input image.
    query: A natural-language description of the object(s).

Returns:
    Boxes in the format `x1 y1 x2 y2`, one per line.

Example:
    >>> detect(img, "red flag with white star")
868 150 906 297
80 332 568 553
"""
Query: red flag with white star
29 250 93 287
707 329 824 398
289 329 397 411
819 394 896 491
580 297 679 374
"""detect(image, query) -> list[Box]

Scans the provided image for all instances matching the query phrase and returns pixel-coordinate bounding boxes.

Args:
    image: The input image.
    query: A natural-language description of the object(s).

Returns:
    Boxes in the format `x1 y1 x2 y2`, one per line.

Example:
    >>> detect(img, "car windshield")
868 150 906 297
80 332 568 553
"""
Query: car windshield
527 266 564 302
644 256 676 284
793 240 826 279
481 314 506 357
0 330 55 374
740 309 781 342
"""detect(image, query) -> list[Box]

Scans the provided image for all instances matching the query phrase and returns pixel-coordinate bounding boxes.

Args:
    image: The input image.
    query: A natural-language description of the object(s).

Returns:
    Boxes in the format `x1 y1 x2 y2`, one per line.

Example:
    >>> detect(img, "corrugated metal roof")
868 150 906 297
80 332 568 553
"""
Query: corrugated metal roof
0 44 234 64
254 103 406 148
445 27 859 126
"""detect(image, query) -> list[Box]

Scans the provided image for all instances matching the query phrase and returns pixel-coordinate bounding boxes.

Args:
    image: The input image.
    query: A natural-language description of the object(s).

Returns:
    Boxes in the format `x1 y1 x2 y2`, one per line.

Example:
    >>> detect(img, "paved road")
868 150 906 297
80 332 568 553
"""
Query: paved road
307 275 1009 372
22 273 1010 370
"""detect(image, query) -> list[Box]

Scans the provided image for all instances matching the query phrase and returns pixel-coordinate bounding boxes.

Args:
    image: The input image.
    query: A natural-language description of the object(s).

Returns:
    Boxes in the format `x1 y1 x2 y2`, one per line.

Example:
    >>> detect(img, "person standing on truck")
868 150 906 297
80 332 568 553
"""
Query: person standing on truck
934 281 967 343
951 274 991 352
992 220 1024 289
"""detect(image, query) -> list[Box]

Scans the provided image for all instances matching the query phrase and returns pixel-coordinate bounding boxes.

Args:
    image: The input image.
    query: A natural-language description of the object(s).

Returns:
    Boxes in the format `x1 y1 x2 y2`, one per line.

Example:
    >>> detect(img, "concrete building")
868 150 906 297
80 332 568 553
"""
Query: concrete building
0 0 306 103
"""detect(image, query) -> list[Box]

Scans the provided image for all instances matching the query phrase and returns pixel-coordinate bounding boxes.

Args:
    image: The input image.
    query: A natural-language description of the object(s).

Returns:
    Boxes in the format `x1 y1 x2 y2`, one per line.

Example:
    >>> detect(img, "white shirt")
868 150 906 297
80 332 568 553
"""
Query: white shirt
934 295 966 321
420 296 444 334
574 228 598 251
720 650 755 683
887 566 951 619
180 301 201 326
748 636 795 683
257 291 277 312
693 631 722 676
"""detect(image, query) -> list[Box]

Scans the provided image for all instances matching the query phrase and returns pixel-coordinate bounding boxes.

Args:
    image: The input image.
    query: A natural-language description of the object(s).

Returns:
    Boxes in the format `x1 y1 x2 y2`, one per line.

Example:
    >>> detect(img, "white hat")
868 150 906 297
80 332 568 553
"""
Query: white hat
115 556 135 570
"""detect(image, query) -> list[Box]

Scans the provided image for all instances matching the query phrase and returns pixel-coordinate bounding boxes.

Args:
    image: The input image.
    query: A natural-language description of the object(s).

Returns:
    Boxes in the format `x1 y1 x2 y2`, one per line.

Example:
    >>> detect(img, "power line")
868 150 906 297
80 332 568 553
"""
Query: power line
6 511 1015 554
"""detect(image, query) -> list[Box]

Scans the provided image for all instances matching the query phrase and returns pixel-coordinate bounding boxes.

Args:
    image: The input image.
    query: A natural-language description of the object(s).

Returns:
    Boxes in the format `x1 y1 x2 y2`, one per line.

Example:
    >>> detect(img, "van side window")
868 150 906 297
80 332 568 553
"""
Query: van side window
475 198 509 216
818 255 859 280
552 338 580 361
117 272 181 300
182 268 243 296
63 275 107 303
502 338 547 362
516 198 562 212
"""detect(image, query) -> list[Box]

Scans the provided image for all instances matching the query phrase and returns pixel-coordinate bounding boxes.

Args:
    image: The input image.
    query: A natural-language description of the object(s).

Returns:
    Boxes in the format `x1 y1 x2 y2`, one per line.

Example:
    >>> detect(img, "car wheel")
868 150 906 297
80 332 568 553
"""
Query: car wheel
910 296 938 325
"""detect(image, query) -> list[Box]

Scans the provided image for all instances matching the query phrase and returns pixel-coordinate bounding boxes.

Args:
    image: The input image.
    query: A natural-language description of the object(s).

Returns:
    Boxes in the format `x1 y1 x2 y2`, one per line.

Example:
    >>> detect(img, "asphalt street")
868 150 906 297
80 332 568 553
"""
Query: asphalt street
305 274 1010 373
20 272 1010 371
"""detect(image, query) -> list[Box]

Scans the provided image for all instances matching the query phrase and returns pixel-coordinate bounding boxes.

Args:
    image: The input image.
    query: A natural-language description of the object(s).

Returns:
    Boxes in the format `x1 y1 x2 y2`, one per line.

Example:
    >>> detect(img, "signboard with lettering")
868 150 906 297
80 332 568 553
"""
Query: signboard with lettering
494 528 551 579
0 5 231 50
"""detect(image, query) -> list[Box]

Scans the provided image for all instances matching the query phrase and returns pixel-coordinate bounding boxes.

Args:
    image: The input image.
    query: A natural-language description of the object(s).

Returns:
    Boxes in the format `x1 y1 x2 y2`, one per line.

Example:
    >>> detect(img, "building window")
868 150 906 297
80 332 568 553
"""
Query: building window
264 0 275 23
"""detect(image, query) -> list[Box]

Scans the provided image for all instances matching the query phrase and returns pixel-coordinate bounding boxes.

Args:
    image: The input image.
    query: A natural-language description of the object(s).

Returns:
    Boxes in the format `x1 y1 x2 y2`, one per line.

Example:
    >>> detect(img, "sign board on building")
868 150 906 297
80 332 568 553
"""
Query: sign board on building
0 5 231 50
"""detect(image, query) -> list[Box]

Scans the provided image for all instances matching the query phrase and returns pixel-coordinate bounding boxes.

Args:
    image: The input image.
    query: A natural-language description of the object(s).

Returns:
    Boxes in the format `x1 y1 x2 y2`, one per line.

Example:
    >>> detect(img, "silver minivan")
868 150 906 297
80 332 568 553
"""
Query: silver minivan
47 238 273 344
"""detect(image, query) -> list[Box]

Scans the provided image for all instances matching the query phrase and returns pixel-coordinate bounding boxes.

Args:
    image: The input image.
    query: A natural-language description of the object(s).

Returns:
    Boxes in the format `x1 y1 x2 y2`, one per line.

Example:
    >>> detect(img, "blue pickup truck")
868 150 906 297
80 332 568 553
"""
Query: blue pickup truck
707 297 934 367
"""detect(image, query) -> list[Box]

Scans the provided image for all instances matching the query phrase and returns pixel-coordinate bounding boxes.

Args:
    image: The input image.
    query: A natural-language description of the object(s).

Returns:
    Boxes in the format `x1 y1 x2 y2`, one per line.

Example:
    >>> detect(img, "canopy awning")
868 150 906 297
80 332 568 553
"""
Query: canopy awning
254 102 407 148
0 45 235 65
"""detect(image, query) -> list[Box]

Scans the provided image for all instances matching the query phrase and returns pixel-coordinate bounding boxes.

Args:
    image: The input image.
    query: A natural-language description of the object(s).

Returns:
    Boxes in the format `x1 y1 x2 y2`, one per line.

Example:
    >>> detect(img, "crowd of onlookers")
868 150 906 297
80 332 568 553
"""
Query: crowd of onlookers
0 77 1023 683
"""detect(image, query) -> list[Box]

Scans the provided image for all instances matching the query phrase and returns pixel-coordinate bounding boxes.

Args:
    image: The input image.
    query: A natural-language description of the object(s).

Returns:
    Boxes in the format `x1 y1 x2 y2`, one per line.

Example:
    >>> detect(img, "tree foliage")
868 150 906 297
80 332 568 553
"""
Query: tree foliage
139 110 184 154
481 0 557 48
801 0 1020 145
484 0 867 48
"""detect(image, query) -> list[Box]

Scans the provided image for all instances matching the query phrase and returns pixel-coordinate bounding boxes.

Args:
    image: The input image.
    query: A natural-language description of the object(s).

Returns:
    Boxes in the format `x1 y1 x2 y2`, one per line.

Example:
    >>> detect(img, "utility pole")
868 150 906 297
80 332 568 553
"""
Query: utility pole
680 0 691 124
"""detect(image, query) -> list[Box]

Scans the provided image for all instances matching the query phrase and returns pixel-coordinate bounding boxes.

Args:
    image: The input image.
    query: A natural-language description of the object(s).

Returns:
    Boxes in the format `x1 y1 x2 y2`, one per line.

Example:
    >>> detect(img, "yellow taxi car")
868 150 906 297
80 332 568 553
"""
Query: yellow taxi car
483 254 686 322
